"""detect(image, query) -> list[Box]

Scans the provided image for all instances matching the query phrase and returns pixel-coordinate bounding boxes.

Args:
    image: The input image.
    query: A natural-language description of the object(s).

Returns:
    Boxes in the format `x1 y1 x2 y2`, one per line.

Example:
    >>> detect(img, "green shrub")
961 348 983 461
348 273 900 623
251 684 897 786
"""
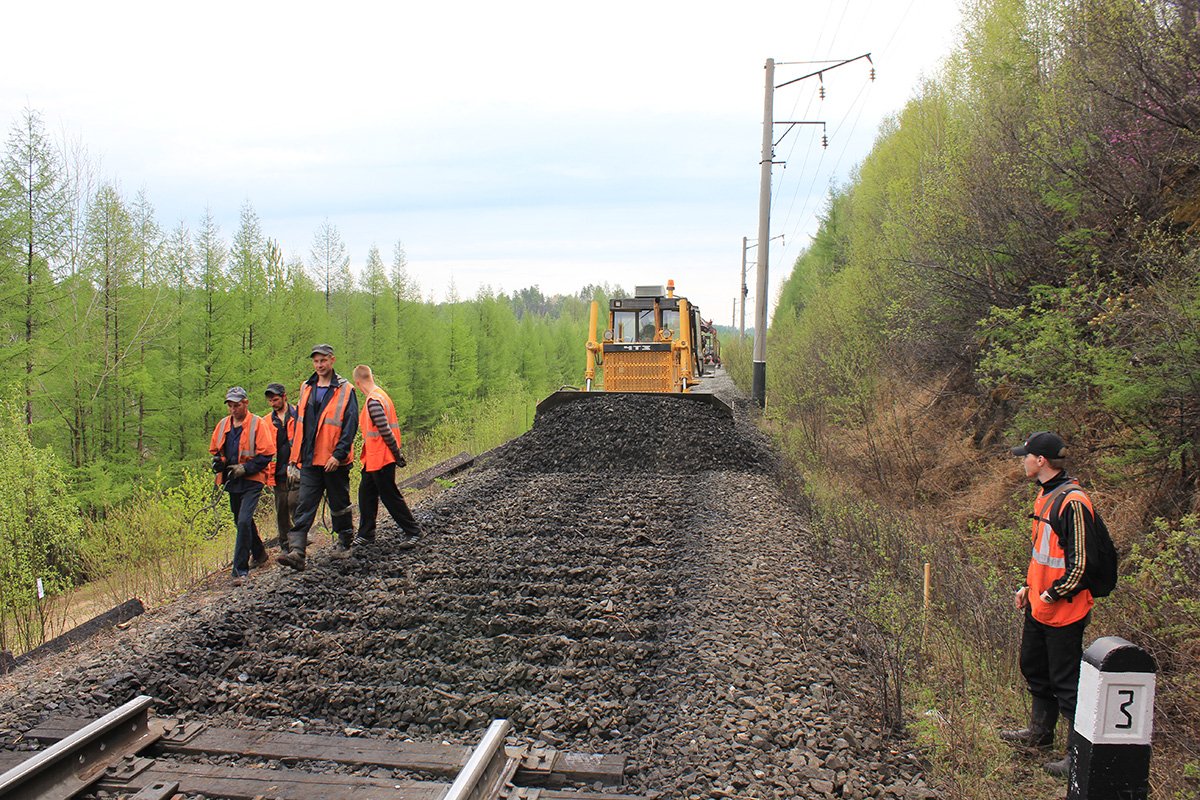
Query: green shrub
0 394 84 653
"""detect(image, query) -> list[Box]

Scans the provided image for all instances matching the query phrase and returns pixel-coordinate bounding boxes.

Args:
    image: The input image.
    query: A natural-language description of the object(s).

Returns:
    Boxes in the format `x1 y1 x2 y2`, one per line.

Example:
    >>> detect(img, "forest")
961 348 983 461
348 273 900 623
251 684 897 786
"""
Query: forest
0 110 616 652
723 0 1198 795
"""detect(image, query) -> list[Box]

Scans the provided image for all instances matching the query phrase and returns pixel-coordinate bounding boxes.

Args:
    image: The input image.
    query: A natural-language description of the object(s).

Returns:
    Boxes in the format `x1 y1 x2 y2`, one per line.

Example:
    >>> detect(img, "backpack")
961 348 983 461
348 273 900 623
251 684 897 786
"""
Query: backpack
1042 481 1119 598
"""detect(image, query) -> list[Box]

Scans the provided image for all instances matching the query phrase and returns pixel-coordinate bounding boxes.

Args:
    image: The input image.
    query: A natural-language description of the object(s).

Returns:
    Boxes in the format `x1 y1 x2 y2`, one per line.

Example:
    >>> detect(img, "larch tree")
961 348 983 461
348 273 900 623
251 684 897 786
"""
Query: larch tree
0 108 69 426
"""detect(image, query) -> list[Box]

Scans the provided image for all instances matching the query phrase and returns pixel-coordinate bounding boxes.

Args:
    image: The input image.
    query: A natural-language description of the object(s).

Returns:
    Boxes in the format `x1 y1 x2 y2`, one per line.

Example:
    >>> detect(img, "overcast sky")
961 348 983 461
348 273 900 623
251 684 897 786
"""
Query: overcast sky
2 0 964 327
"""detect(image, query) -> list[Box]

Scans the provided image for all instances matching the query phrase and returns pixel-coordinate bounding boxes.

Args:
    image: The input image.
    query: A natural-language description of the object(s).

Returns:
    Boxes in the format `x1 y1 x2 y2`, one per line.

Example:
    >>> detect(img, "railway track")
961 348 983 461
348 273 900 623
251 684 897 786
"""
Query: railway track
0 696 644 799
0 378 941 798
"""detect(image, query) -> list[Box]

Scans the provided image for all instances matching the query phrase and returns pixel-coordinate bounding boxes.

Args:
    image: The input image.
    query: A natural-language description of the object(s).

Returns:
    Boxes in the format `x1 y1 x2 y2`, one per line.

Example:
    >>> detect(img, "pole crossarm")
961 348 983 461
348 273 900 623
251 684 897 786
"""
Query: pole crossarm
773 121 826 147
774 52 872 89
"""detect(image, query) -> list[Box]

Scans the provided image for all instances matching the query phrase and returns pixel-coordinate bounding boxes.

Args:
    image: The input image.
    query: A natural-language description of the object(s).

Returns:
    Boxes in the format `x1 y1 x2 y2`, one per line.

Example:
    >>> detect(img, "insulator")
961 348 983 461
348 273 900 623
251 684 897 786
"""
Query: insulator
819 85 826 100
869 67 876 81
821 134 828 148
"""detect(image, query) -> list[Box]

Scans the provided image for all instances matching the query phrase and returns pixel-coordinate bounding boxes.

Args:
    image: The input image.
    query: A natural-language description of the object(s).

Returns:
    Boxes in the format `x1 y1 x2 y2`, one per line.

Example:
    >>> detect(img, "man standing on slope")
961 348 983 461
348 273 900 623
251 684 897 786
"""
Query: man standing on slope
1000 431 1097 778
351 364 422 550
276 345 358 571
209 386 276 584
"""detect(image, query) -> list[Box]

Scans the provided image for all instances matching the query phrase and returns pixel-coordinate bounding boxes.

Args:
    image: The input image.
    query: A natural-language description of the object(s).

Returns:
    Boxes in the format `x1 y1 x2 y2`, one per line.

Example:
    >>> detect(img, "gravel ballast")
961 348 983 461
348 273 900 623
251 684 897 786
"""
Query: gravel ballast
0 374 937 799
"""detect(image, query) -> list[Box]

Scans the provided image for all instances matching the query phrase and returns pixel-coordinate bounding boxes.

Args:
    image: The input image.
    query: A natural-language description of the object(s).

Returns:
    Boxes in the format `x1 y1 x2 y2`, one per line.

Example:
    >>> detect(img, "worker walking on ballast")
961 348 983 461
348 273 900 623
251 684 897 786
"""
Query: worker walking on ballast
277 344 359 571
209 386 276 584
352 364 422 550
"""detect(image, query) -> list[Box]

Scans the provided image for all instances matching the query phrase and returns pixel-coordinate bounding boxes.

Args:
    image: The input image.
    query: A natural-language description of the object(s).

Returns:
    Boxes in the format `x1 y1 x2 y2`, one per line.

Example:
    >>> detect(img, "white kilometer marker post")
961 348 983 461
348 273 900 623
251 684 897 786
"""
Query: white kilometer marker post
1069 636 1156 800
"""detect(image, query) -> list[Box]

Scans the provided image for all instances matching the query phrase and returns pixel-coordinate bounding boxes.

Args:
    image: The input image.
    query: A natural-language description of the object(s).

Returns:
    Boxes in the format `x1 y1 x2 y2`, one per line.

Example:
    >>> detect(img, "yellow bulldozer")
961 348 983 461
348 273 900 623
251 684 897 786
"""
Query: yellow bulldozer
536 280 732 417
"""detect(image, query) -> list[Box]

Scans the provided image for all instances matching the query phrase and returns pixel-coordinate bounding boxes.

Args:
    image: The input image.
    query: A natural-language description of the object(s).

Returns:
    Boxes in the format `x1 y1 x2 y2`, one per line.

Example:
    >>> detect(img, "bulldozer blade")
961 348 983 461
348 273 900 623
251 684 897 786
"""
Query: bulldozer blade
535 389 733 421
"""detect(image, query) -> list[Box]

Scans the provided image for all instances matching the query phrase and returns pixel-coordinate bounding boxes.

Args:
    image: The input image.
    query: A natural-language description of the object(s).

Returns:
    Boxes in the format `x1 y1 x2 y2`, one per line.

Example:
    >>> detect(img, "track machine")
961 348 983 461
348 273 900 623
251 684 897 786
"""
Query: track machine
536 280 732 418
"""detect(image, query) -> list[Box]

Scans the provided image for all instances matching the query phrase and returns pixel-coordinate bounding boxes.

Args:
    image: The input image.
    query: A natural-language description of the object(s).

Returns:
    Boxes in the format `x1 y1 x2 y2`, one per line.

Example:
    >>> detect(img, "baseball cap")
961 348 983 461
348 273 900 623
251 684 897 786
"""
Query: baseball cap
1011 431 1068 458
310 344 334 357
224 386 249 403
265 382 286 397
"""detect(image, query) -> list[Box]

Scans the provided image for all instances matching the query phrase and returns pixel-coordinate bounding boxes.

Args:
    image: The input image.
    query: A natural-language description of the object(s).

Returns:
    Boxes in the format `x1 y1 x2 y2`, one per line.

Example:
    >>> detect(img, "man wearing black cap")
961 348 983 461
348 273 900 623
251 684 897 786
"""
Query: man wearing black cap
208 386 275 584
265 382 300 554
1000 431 1099 778
277 345 359 571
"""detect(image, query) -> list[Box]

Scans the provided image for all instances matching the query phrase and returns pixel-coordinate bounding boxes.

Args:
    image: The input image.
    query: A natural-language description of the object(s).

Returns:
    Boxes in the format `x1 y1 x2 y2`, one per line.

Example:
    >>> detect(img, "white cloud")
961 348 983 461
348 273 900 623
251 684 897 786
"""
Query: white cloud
2 0 964 329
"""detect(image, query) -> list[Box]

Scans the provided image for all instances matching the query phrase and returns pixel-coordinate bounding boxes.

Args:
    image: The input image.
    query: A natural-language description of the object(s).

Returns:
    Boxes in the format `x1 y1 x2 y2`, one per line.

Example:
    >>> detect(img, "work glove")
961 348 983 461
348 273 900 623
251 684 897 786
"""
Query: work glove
229 463 248 480
286 465 301 489
396 452 407 468
211 456 227 474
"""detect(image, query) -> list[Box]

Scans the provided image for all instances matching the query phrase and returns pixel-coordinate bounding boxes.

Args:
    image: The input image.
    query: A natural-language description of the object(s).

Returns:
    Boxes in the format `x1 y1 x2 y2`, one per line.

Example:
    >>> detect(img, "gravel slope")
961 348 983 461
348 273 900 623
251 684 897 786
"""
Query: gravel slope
0 375 938 799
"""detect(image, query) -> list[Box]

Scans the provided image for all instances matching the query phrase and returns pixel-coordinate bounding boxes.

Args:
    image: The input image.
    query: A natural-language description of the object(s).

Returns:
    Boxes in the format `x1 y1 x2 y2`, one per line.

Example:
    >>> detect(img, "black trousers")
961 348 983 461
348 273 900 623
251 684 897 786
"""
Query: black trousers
229 484 267 576
273 483 299 543
358 463 420 540
1020 606 1090 720
289 465 354 540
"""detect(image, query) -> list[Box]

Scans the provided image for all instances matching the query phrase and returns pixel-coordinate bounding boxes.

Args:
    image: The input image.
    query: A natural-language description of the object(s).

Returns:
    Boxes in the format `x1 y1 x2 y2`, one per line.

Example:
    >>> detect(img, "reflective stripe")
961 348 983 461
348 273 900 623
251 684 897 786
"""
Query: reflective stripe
363 425 401 438
1032 521 1066 568
238 416 259 459
324 384 351 428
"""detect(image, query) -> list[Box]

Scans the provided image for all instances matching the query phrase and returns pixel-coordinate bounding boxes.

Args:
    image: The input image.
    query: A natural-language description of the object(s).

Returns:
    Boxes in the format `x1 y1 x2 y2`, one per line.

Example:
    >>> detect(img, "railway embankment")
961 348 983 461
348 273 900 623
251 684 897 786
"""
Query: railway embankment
0 376 937 799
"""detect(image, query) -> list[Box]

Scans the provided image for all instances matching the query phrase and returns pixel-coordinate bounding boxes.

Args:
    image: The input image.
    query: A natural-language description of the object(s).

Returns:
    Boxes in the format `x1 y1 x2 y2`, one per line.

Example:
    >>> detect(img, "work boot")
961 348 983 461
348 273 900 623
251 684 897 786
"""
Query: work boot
999 696 1057 751
1044 749 1073 778
276 530 307 571
331 529 354 558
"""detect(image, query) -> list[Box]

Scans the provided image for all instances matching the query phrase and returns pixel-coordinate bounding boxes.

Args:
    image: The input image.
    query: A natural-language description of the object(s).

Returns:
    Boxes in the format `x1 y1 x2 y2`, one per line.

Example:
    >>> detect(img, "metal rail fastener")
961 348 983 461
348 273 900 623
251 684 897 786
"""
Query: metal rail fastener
443 719 519 800
0 695 159 800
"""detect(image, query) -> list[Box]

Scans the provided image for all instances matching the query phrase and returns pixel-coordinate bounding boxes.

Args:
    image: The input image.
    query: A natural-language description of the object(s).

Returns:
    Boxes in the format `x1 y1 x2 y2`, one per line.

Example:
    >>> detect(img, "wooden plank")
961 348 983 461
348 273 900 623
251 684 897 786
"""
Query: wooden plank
0 752 30 772
173 727 472 773
97 762 449 800
2 599 144 674
399 451 474 491
29 717 628 787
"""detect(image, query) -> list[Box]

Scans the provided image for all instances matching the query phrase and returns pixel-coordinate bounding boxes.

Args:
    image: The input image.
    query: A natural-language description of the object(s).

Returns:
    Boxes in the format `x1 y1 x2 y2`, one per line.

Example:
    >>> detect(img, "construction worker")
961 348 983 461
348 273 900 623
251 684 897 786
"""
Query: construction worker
351 364 421 549
1000 431 1097 778
264 382 300 553
209 386 276 584
276 344 358 571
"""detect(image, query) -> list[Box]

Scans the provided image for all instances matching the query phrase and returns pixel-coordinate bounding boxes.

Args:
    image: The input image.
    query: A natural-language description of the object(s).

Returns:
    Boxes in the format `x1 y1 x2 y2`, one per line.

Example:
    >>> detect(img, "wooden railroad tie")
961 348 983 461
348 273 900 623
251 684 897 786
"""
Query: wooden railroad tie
0 696 645 800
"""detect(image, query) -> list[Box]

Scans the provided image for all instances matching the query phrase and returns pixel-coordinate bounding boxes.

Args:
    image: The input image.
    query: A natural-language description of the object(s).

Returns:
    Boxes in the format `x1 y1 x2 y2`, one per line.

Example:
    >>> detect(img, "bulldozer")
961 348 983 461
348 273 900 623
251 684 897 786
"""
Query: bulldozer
536 280 732 418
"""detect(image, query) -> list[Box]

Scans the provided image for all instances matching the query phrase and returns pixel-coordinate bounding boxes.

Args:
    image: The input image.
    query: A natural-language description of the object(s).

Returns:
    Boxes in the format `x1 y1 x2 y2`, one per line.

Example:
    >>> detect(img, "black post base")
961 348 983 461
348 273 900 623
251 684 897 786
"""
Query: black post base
752 361 766 408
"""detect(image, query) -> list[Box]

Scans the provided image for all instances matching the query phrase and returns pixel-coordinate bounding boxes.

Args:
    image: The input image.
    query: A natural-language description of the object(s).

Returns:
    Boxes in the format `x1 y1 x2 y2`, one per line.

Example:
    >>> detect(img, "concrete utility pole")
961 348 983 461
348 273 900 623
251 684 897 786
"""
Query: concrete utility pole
750 52 871 409
752 58 774 408
739 236 748 338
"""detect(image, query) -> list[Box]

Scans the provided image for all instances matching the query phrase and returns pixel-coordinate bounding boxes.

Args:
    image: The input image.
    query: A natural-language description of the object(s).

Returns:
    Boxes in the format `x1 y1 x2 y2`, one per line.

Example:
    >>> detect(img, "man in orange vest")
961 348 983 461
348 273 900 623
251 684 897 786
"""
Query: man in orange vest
351 364 421 549
209 386 276 584
276 345 359 571
1000 431 1097 778
264 382 300 555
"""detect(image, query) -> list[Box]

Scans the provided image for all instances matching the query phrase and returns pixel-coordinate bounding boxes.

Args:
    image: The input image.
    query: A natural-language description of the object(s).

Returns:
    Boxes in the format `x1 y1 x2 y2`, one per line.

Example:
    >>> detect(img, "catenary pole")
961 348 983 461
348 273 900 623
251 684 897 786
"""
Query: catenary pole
752 58 774 408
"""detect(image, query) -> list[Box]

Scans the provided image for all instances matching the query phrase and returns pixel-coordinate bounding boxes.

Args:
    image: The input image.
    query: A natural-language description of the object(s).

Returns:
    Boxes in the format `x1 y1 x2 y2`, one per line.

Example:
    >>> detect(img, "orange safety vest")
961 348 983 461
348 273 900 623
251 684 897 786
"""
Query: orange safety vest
264 408 296 487
208 413 275 486
292 380 354 467
1027 483 1094 626
359 387 401 471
